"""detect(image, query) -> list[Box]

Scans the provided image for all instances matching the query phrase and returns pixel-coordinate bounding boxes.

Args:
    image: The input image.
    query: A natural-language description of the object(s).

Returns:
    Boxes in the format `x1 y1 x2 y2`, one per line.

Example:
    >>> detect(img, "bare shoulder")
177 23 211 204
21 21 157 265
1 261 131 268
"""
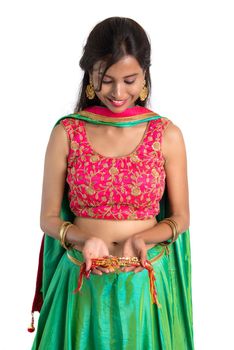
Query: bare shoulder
161 117 187 161
161 117 184 141
47 123 69 157
52 123 68 139
40 122 70 223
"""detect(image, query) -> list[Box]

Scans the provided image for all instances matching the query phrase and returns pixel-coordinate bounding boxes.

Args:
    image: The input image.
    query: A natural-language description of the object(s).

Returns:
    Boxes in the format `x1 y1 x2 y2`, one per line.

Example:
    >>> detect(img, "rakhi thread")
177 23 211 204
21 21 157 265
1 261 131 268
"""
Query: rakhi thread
72 256 161 307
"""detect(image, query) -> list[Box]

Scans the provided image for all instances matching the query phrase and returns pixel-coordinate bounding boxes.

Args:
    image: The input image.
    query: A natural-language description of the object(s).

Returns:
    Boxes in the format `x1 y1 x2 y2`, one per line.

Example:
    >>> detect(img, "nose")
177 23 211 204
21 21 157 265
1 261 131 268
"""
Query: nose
111 82 124 99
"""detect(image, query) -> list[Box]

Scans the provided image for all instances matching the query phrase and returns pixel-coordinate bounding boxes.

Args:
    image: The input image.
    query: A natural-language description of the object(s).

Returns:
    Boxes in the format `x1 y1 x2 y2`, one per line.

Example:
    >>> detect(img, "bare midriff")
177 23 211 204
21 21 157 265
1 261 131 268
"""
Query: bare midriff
73 216 158 256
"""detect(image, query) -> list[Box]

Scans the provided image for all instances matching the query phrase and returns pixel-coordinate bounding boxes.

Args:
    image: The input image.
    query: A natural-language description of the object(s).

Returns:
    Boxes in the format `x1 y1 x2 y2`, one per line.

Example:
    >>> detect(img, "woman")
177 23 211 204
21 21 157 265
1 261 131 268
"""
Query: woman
30 17 194 349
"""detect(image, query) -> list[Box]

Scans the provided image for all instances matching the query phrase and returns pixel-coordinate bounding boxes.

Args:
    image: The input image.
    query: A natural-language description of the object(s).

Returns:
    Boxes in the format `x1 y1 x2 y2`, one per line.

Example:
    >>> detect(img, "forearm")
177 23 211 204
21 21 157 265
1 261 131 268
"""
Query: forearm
40 216 92 250
134 214 189 244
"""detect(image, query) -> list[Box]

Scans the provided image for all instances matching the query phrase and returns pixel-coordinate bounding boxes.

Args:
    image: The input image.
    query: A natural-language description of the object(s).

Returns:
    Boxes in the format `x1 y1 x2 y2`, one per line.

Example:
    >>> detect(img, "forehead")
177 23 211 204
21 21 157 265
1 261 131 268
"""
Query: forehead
92 55 143 76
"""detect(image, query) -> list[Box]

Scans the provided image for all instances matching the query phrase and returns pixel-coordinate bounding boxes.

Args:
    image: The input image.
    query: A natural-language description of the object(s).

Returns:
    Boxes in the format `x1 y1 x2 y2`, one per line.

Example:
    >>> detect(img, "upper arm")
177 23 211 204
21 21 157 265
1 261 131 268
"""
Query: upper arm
40 123 69 226
161 120 190 224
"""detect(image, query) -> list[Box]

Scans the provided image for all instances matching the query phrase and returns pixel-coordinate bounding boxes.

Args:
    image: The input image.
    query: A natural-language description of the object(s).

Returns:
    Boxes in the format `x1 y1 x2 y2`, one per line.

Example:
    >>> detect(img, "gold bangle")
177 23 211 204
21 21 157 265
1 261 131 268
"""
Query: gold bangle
164 218 179 240
59 221 73 250
159 218 178 245
163 218 179 241
59 221 70 241
62 223 74 250
167 218 180 241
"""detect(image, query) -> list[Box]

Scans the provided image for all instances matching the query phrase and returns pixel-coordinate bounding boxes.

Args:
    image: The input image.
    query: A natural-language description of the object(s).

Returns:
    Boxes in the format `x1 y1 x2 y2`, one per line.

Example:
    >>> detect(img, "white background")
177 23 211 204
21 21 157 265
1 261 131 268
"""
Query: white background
0 0 233 349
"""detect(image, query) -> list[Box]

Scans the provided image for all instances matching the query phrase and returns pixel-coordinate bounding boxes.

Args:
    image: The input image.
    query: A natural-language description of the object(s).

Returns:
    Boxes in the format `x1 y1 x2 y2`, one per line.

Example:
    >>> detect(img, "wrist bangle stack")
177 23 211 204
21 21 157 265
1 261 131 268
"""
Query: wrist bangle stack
59 221 74 250
159 218 179 246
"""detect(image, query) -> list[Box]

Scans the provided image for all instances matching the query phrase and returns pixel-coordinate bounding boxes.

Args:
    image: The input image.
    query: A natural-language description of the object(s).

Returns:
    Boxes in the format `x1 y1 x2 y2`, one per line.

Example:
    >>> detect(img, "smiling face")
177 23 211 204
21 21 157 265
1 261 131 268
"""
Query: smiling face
90 55 146 113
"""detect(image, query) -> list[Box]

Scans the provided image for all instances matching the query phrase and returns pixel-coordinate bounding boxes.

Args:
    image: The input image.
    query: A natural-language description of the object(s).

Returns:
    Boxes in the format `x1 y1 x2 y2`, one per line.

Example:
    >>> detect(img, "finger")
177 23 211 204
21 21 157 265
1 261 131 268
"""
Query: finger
97 266 116 273
122 249 131 258
85 257 92 271
134 266 145 273
140 250 147 267
123 266 135 273
96 266 110 274
103 266 115 273
91 268 102 275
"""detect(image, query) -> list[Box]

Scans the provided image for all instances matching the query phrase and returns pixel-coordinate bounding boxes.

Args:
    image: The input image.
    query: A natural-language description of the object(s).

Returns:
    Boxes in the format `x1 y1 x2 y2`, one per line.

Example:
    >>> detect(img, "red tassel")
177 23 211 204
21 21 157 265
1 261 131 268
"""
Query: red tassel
72 257 161 307
73 263 86 294
145 260 161 307
27 312 35 333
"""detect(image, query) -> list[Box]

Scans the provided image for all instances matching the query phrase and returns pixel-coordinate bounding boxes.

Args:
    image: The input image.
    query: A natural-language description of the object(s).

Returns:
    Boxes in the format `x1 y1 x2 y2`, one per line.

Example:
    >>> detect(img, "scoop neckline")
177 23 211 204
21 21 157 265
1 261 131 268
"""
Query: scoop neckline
81 120 152 159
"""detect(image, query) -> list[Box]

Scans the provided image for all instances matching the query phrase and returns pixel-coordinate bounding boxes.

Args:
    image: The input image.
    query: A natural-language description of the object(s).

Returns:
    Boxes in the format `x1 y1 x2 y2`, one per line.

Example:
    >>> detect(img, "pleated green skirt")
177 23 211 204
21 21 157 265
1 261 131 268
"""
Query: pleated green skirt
32 242 194 350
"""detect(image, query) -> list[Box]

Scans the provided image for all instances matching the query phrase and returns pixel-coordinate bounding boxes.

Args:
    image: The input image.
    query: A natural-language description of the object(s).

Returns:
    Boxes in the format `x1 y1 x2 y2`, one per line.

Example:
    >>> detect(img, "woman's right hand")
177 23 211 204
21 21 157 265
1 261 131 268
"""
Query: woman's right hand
81 237 111 275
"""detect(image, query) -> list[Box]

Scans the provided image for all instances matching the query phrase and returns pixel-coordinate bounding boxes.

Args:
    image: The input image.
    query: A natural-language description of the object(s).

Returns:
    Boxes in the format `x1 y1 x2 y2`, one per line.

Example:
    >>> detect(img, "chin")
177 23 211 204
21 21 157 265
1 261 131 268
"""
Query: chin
108 106 128 114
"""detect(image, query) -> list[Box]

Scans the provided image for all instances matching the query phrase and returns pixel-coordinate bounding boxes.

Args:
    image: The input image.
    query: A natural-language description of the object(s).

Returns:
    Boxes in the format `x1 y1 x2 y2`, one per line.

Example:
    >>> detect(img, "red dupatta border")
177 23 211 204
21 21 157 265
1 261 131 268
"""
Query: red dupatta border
79 105 158 121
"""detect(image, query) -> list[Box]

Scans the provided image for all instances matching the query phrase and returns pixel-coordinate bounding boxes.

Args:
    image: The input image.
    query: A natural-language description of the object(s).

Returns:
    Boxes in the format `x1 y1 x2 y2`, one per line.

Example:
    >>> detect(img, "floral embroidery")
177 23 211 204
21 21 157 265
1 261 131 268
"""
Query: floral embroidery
131 187 142 196
130 154 140 163
60 117 171 220
90 155 100 162
109 167 119 175
152 141 160 151
71 141 79 150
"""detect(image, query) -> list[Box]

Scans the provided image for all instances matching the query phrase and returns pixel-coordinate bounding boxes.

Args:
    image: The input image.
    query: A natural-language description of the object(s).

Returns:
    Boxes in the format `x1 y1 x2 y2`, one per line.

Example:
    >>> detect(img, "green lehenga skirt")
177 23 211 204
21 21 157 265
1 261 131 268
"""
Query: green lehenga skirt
32 239 194 350
31 115 194 349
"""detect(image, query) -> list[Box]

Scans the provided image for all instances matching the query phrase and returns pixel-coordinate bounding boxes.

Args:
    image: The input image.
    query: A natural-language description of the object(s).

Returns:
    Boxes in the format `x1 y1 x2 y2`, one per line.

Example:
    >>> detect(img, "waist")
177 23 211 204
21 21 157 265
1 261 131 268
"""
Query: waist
73 216 157 255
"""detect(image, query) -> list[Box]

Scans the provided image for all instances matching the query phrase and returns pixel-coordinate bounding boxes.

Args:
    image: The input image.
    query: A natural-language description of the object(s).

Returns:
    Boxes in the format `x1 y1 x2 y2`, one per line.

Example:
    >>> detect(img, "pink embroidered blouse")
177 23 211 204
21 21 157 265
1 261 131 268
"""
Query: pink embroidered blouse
60 116 171 220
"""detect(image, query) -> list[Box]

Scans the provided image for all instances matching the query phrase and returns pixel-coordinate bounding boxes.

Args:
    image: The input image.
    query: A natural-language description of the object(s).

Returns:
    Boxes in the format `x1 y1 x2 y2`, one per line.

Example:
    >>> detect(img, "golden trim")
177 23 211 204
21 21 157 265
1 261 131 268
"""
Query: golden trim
150 246 166 263
67 253 83 266
78 111 158 123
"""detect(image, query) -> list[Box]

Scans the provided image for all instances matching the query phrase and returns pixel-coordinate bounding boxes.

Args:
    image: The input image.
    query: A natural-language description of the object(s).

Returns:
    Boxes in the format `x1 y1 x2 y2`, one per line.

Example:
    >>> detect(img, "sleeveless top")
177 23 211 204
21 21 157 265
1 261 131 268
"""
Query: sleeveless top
60 117 171 220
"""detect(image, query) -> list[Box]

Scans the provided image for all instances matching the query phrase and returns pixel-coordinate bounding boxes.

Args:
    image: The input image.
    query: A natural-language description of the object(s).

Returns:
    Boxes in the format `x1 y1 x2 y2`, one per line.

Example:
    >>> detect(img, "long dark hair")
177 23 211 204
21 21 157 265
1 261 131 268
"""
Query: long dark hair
74 17 152 113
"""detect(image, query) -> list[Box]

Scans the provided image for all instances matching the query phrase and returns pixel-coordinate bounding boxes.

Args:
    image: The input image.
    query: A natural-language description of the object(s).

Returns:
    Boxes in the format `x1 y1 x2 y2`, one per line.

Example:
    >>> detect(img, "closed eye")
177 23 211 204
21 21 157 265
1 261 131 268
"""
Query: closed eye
124 80 135 84
102 80 136 85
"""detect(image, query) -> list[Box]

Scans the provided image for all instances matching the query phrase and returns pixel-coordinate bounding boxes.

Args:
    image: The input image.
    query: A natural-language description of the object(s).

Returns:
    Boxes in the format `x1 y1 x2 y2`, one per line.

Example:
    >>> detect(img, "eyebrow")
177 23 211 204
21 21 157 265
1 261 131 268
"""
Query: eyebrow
99 73 139 79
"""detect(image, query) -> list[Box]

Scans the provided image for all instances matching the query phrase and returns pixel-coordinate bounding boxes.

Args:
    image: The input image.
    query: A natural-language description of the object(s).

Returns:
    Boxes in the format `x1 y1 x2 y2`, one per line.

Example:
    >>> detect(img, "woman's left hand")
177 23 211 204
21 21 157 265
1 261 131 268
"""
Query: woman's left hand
122 235 147 273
